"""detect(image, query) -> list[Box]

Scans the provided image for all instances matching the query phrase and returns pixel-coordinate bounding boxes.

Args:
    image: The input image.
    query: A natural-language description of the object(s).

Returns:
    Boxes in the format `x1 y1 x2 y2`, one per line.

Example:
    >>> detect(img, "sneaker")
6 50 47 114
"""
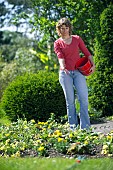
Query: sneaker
70 124 76 131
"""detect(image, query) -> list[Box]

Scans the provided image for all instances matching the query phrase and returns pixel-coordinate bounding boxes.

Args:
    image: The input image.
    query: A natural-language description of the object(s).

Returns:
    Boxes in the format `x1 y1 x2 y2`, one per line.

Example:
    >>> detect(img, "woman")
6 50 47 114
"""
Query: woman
54 18 95 130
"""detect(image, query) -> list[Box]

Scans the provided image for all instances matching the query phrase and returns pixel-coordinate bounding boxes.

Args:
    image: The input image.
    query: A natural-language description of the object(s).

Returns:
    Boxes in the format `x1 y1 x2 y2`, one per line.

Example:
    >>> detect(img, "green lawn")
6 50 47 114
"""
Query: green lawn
0 157 113 170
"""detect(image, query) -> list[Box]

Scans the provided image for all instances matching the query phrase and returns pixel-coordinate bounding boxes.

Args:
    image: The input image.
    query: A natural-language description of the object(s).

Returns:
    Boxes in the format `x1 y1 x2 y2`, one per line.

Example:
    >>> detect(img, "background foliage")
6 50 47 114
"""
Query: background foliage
87 4 113 117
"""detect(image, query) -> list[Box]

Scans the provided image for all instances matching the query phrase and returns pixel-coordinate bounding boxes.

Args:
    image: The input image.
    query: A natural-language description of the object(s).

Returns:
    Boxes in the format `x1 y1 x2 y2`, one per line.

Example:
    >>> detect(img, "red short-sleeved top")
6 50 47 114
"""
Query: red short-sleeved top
54 35 91 70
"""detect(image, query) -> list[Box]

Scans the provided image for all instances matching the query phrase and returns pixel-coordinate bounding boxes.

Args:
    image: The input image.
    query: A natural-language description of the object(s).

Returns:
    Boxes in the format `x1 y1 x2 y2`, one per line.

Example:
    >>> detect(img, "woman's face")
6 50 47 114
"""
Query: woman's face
59 24 70 37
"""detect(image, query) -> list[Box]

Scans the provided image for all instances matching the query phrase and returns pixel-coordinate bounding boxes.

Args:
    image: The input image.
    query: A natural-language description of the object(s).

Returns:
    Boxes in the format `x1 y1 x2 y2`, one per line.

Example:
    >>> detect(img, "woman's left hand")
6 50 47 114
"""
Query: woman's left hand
90 64 96 74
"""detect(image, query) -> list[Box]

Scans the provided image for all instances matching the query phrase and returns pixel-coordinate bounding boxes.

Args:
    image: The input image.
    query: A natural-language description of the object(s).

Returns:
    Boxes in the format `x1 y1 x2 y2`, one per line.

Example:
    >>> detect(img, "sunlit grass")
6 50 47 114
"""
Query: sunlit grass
0 157 113 170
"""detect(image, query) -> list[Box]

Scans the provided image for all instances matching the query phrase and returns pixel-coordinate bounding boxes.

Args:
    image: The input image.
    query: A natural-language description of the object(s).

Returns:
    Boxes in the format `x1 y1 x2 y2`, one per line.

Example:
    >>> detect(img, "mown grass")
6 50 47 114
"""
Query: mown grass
0 157 113 170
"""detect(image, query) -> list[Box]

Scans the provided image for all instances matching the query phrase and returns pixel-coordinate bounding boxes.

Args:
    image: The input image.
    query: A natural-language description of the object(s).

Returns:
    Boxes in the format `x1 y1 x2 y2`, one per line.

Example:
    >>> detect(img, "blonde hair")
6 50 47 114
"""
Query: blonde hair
56 18 73 36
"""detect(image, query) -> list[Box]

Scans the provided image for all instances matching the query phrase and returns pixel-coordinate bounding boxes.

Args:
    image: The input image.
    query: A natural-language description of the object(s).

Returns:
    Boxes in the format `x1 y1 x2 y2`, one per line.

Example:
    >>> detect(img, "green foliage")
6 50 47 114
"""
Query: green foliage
0 47 45 100
30 0 111 51
0 71 66 121
87 5 113 117
0 30 51 100
0 62 18 100
0 107 6 118
0 30 34 62
1 0 112 53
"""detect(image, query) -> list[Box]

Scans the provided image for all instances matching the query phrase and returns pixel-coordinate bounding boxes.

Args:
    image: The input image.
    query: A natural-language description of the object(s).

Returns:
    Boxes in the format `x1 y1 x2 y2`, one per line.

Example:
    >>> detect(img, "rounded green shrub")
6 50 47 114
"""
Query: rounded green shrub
0 71 66 122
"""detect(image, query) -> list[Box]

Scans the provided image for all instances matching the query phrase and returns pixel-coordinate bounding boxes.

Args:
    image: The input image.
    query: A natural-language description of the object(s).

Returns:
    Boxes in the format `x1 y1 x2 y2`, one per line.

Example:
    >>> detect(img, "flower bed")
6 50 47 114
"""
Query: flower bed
0 114 113 158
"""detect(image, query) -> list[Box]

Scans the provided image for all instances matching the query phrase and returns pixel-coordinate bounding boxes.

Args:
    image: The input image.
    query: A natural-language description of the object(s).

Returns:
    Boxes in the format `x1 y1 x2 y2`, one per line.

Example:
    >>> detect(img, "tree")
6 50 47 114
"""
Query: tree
0 1 9 28
0 0 33 35
87 4 113 117
1 0 112 72
0 30 48 100
30 0 112 51
0 30 34 62
1 0 112 46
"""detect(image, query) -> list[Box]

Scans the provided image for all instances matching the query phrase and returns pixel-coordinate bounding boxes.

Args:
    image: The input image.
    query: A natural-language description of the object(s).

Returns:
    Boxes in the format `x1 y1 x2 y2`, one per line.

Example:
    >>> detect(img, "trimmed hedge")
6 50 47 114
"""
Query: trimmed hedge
87 5 113 116
0 71 66 121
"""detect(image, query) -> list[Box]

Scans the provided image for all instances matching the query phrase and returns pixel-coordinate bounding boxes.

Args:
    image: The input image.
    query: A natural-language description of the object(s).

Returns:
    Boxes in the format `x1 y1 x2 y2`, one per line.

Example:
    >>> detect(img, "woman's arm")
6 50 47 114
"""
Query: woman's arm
78 36 95 73
88 55 96 73
58 58 65 70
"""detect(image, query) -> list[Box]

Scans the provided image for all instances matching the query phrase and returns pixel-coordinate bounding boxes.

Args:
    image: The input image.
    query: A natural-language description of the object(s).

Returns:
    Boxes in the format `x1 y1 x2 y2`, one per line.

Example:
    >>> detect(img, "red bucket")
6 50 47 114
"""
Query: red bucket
76 57 92 76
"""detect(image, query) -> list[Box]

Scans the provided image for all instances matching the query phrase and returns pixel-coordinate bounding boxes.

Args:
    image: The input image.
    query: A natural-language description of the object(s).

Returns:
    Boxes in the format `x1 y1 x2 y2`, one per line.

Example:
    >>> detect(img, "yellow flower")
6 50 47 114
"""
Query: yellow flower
103 145 108 150
73 131 78 135
20 147 25 151
58 138 63 142
101 144 109 155
48 133 52 137
85 136 89 140
0 145 5 150
15 141 19 147
38 146 44 152
67 143 77 153
11 151 20 158
99 134 105 139
15 151 20 157
3 154 9 158
84 141 89 145
94 136 98 140
29 48 37 55
44 122 48 125
5 133 10 137
43 128 46 131
38 122 45 125
24 125 28 129
23 120 27 124
54 130 62 137
45 66 49 70
48 125 51 129
108 154 113 157
62 139 67 143
107 135 112 140
69 133 73 138
54 64 57 69
54 130 60 134
11 154 15 158
10 143 16 149
5 139 10 145
101 149 108 155
36 140 41 143
31 119 35 123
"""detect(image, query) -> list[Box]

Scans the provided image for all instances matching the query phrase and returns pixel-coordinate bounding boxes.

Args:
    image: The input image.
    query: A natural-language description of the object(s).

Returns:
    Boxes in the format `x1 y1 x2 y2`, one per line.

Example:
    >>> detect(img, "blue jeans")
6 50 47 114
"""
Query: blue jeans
59 70 90 129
